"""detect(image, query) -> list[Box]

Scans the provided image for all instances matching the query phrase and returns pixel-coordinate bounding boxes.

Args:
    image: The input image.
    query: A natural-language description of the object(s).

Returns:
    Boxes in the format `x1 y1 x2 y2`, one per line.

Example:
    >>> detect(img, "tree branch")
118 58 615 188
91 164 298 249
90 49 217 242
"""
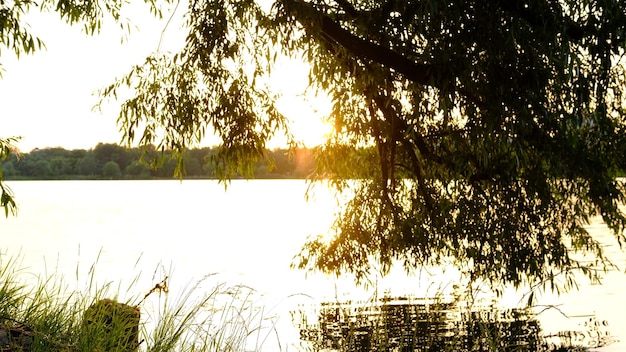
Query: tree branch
370 92 435 211
279 2 429 83
333 0 359 18
280 0 484 106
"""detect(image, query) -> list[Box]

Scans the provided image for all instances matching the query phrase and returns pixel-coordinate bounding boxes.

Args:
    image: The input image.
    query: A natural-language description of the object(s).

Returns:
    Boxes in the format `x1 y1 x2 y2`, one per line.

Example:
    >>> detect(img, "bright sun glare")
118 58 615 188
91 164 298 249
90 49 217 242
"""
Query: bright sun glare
275 94 334 148
270 58 334 148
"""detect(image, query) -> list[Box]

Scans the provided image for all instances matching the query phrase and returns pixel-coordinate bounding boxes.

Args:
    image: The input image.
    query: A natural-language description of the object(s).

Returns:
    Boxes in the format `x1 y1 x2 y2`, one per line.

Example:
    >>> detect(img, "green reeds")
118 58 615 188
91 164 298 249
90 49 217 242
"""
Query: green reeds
0 253 612 352
0 254 278 352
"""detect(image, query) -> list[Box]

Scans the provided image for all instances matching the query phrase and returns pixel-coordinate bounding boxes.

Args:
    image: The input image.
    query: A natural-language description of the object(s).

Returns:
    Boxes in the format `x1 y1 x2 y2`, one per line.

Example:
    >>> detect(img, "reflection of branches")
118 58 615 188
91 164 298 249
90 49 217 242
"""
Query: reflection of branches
533 304 569 318
517 262 613 310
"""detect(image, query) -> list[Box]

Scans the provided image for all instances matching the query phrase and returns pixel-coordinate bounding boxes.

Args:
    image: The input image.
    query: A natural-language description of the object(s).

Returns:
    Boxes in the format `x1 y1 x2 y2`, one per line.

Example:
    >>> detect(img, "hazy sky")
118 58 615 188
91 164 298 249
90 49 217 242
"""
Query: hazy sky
1 3 330 152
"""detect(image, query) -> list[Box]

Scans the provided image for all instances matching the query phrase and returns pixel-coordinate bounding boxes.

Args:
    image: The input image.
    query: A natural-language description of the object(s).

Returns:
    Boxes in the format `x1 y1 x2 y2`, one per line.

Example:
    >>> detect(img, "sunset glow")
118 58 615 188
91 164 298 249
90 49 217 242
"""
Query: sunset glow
269 58 334 148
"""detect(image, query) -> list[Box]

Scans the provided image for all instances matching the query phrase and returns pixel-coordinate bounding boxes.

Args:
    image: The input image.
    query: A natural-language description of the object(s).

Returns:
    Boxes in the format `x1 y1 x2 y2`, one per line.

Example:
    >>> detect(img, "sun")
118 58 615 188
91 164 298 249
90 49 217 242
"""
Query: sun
268 58 335 148
275 93 334 147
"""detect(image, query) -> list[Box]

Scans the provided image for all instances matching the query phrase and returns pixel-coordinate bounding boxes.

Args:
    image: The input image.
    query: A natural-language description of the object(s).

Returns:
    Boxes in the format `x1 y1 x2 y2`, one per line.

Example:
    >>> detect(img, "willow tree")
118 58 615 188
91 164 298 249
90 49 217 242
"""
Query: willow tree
4 0 626 290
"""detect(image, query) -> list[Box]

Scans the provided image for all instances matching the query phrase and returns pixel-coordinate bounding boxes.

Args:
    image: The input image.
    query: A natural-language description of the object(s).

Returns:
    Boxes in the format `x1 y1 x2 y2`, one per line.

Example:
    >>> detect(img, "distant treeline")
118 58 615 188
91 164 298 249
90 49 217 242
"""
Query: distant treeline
1 143 316 180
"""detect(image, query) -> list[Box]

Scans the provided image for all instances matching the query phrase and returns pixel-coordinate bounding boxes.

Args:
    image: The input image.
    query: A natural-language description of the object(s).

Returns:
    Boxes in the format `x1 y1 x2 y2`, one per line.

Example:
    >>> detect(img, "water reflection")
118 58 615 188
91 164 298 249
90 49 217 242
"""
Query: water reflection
295 296 614 351
2 180 624 351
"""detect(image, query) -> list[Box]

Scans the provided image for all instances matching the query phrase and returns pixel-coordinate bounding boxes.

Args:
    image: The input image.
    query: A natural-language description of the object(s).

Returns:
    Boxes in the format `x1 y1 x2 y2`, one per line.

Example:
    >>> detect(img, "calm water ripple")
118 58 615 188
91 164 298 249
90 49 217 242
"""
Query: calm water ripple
1 180 624 351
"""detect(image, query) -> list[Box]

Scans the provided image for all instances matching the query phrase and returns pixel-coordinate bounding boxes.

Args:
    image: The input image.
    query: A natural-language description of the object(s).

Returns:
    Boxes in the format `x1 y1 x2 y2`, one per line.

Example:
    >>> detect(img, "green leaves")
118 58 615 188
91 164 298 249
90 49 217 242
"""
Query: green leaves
0 0 174 67
100 0 290 180
95 0 626 291
0 3 45 63
0 137 20 217
283 0 626 290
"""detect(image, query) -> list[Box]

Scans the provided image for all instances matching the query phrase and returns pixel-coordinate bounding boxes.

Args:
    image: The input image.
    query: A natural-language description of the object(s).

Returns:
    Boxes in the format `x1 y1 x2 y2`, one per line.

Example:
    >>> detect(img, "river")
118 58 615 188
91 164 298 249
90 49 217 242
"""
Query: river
1 180 624 351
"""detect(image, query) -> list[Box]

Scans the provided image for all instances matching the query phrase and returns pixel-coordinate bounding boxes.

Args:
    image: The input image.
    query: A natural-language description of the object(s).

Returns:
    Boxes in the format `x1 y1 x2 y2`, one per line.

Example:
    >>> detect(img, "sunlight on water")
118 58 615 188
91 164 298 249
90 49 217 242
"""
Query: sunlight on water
1 180 625 350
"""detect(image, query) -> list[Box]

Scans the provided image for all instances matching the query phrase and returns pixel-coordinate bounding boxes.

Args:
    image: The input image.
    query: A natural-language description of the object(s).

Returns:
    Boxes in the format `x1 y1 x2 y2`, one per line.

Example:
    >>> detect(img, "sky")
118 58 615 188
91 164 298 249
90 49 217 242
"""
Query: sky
1 2 331 152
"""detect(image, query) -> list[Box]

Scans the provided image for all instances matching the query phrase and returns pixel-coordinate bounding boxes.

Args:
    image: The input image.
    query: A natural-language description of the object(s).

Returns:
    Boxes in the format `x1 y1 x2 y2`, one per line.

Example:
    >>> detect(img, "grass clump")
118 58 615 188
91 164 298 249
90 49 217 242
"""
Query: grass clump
0 255 277 352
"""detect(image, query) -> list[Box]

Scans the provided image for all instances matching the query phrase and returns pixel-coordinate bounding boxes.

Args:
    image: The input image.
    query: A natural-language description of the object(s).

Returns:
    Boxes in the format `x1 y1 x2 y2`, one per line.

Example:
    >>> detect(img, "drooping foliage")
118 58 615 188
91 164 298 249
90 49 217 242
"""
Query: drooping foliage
286 0 626 289
99 0 290 179
4 0 626 290
0 0 165 64
0 137 19 216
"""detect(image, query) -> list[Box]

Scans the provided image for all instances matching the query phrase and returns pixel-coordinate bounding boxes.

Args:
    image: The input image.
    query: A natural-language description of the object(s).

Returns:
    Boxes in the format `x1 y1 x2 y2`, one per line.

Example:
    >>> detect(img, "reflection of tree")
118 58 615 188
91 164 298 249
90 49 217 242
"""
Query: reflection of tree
298 298 546 352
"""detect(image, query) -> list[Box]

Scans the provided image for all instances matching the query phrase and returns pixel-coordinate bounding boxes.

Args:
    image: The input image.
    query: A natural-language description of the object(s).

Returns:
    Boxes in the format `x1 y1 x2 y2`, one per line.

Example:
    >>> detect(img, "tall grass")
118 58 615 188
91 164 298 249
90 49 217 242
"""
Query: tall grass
0 253 613 352
0 254 278 352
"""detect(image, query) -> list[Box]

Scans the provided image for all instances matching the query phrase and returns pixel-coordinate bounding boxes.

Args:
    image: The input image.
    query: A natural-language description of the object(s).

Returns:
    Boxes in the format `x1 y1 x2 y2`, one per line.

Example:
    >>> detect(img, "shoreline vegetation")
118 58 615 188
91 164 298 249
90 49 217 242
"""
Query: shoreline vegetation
1 143 316 181
1 143 619 351
0 254 613 351
5 142 626 182
0 255 281 352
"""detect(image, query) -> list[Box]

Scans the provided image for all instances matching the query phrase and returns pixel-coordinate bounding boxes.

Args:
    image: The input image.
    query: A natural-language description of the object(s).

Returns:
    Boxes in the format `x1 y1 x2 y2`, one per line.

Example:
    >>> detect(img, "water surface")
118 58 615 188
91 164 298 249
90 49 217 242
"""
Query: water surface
1 180 624 350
